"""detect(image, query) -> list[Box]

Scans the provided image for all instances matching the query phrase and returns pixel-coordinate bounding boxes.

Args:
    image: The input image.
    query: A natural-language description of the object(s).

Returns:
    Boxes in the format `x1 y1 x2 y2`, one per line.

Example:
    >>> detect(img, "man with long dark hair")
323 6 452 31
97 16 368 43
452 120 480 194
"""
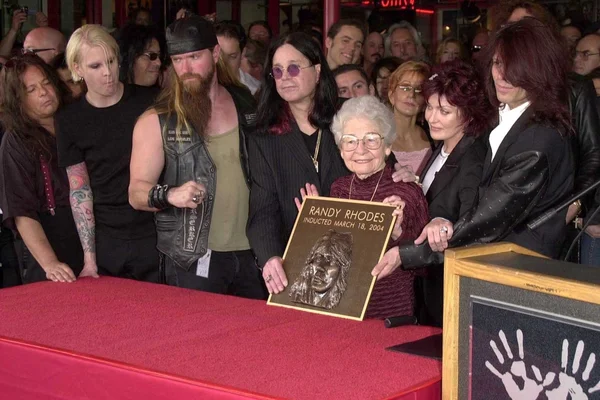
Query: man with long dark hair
490 0 600 238
248 32 349 295
129 16 266 298
0 55 84 284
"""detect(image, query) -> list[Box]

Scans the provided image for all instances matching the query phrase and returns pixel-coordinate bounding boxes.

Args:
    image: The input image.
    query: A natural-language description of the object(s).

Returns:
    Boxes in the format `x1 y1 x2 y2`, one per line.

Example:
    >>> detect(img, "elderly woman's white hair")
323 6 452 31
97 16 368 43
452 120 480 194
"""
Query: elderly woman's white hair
331 96 396 146
384 21 425 59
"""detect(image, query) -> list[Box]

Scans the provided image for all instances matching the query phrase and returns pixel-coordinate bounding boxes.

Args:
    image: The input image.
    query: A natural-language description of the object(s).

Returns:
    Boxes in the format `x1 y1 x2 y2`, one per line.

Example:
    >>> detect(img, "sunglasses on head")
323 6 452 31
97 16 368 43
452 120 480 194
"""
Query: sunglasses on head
270 63 313 80
143 52 161 61
471 45 483 53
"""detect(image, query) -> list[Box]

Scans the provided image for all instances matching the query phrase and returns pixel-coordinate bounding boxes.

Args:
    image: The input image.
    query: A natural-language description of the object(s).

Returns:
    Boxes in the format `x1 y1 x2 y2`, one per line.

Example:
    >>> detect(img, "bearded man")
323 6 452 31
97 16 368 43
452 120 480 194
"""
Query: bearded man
128 16 266 298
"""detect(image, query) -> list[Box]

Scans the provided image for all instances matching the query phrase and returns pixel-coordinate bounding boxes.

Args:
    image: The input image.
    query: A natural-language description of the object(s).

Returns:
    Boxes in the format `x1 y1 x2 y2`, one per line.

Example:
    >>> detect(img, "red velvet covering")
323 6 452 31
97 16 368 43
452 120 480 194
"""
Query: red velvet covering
0 277 441 399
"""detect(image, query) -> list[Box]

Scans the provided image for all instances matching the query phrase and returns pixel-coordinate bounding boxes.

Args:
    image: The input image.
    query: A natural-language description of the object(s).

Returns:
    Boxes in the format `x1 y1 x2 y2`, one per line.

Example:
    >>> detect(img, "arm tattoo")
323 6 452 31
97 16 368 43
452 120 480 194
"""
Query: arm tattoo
66 162 96 255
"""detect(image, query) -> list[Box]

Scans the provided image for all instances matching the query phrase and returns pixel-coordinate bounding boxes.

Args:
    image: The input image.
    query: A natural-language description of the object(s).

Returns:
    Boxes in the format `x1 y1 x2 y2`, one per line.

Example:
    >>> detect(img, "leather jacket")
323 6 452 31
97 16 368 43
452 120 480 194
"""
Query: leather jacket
400 108 574 267
568 74 600 219
155 85 256 271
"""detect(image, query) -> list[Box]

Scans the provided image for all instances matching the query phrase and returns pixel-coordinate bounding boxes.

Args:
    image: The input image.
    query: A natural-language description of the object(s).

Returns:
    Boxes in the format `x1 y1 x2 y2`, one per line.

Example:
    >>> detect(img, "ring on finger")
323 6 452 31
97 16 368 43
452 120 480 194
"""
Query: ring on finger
265 275 273 283
192 194 201 204
440 226 449 234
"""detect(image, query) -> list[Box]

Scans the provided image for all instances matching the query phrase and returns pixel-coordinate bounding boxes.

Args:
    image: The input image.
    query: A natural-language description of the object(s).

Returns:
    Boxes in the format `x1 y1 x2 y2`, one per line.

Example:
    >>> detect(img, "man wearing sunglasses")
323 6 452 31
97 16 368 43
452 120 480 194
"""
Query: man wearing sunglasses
470 29 488 60
23 27 66 64
129 16 266 299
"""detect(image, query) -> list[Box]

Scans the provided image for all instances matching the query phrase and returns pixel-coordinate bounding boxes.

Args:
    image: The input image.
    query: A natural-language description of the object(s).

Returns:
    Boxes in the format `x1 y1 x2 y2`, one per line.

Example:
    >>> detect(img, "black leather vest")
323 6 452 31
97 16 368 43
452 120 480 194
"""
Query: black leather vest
156 85 256 271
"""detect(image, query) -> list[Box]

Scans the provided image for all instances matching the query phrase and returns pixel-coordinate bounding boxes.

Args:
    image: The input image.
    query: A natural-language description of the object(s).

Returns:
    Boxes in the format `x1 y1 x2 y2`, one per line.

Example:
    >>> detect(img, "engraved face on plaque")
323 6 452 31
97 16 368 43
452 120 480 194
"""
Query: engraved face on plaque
289 229 353 310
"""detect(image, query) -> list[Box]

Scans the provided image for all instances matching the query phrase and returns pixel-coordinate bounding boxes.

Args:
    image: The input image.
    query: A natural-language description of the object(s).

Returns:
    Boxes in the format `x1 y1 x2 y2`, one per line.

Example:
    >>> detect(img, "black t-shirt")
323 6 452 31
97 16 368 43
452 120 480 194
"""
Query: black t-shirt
56 84 159 239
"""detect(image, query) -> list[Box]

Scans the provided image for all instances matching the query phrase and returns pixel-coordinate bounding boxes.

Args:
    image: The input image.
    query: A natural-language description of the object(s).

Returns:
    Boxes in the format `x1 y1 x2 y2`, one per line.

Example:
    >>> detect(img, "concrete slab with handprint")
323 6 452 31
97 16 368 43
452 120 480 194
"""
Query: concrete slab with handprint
471 302 600 399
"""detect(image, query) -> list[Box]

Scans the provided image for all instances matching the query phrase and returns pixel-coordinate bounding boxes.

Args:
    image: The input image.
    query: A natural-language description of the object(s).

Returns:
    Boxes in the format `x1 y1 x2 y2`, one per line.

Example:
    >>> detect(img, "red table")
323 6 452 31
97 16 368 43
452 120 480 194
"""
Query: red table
0 277 441 399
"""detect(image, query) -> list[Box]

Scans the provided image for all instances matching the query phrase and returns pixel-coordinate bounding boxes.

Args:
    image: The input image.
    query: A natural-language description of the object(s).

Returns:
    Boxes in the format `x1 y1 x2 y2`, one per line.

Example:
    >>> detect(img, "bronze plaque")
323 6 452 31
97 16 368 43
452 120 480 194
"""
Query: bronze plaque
268 197 396 320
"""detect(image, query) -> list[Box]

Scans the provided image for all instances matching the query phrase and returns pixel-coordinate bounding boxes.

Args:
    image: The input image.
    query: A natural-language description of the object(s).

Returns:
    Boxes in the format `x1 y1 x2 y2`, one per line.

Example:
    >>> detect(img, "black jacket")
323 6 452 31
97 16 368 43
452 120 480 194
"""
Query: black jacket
421 136 487 221
569 74 600 202
401 108 575 267
247 123 348 267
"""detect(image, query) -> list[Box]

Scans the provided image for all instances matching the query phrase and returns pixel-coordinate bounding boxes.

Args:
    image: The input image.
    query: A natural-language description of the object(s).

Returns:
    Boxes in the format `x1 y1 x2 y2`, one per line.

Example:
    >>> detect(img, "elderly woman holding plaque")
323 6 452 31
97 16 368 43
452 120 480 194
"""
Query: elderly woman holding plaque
295 96 430 318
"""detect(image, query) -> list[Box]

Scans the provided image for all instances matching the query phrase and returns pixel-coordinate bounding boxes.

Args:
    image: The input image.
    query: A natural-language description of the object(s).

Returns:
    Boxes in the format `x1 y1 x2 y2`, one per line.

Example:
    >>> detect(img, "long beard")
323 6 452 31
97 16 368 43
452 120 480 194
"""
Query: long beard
180 68 214 137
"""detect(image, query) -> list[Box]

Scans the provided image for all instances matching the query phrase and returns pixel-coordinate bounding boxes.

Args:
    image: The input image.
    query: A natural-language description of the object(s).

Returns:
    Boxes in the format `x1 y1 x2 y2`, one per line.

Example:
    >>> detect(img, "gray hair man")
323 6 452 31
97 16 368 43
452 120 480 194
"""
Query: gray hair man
385 21 425 62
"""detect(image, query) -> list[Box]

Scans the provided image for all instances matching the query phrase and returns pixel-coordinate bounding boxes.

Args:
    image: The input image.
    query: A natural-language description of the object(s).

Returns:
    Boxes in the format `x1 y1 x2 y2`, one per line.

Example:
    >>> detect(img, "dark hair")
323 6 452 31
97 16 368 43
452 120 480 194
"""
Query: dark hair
117 24 165 85
298 25 323 45
248 20 272 39
490 0 559 32
243 39 267 66
481 17 572 133
49 52 68 70
332 64 370 85
326 18 367 41
422 60 493 136
215 21 246 50
255 32 338 135
0 55 70 160
370 56 402 96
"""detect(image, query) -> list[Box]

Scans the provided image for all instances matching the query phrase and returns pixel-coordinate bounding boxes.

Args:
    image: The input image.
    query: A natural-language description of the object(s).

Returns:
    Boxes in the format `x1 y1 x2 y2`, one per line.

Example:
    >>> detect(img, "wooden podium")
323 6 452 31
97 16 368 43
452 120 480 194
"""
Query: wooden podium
442 243 600 400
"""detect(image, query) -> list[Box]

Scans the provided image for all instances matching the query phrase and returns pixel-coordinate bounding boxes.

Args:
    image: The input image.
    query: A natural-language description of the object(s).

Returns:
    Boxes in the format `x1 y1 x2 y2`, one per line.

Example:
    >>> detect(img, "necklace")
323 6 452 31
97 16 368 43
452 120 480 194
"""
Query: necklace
311 129 322 172
349 168 385 202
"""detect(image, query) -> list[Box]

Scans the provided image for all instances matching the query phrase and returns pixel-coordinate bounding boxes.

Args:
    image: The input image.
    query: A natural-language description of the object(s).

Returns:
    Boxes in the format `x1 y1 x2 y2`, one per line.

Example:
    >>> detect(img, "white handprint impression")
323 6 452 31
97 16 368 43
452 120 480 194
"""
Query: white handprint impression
545 339 600 400
485 329 556 399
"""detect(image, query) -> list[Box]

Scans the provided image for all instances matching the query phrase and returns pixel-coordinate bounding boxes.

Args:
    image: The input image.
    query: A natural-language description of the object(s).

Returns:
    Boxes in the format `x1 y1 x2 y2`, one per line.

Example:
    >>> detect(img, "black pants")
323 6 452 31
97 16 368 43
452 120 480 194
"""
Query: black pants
96 233 159 283
164 249 267 300
414 267 444 328
0 227 21 288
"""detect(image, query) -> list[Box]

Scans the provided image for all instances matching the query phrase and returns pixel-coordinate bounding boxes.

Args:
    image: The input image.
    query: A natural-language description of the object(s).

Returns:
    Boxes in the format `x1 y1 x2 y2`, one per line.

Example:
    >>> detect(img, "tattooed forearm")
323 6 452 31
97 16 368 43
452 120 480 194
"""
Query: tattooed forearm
66 162 96 255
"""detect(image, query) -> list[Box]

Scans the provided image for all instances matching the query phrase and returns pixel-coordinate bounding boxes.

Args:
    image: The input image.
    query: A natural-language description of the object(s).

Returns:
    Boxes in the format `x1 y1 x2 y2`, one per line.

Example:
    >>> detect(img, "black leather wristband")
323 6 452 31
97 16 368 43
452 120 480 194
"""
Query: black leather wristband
148 185 171 209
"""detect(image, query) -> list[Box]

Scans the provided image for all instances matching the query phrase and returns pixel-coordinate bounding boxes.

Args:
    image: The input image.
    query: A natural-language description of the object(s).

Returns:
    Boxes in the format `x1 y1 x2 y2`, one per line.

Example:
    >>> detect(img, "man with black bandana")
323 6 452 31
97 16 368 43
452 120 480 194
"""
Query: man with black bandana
128 16 266 299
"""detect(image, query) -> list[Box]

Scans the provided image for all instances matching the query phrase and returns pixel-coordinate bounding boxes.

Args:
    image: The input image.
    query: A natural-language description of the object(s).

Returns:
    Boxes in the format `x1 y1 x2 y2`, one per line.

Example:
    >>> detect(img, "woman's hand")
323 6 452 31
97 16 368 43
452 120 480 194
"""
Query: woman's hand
44 261 76 283
383 195 405 240
262 256 288 294
371 246 401 280
414 218 454 252
294 183 319 211
392 163 419 183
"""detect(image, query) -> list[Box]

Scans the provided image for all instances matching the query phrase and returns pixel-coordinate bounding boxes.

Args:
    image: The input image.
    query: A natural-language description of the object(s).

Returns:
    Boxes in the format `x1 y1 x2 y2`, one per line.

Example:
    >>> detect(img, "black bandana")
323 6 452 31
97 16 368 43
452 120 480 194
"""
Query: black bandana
166 15 218 56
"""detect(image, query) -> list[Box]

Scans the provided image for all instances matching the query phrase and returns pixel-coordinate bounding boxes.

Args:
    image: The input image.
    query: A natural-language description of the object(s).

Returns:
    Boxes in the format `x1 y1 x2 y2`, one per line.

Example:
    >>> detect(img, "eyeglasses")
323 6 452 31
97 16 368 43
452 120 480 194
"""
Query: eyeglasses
396 85 423 95
574 50 600 61
471 45 482 53
270 63 313 79
22 47 55 55
340 133 384 151
143 52 161 61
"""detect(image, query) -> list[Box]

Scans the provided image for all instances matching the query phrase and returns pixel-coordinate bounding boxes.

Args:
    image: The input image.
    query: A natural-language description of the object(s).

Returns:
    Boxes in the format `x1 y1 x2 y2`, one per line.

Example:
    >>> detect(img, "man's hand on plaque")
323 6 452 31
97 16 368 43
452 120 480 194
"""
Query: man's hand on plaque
414 217 453 252
371 246 401 280
166 181 206 209
263 256 288 294
294 183 319 211
383 195 405 240
391 163 418 183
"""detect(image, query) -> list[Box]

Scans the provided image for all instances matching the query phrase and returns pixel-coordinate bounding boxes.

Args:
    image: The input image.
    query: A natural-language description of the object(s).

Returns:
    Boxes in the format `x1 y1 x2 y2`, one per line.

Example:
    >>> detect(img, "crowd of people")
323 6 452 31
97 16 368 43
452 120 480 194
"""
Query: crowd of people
0 0 598 328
